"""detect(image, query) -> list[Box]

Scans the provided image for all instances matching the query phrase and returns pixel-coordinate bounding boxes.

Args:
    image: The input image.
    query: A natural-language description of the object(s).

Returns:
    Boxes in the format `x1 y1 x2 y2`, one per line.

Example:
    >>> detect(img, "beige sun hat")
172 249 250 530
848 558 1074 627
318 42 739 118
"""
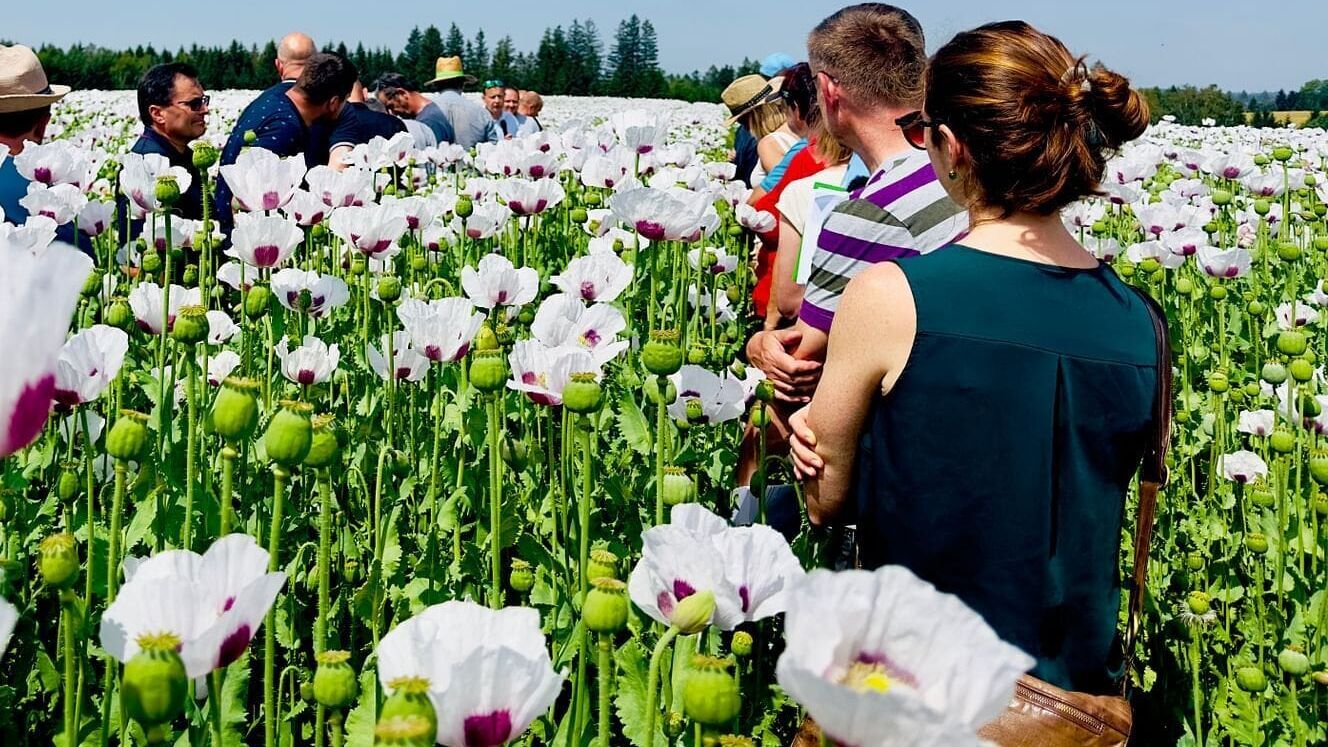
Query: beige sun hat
0 45 70 114
721 74 783 126
425 56 478 87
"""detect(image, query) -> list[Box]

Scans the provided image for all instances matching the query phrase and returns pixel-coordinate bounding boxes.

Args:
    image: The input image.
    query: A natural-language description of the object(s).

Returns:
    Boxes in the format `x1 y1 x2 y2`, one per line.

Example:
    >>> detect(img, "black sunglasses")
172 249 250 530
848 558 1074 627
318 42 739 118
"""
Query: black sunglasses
174 95 210 112
484 79 506 90
895 111 942 150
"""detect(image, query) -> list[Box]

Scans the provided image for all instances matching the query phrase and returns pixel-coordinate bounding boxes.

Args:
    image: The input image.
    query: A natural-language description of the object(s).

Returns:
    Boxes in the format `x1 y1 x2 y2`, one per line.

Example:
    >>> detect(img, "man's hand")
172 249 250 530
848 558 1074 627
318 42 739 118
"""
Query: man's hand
788 405 823 480
746 329 822 403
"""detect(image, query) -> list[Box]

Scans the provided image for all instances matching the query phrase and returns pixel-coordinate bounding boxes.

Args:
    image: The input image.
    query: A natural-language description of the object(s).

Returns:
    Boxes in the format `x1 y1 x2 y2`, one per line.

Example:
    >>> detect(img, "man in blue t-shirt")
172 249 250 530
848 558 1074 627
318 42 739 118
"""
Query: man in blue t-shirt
215 53 358 234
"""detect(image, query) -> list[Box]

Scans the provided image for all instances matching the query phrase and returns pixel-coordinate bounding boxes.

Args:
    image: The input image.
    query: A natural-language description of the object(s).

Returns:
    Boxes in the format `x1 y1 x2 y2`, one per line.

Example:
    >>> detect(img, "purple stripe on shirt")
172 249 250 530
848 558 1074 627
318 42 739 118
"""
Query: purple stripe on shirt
798 300 836 333
863 162 938 208
816 227 920 262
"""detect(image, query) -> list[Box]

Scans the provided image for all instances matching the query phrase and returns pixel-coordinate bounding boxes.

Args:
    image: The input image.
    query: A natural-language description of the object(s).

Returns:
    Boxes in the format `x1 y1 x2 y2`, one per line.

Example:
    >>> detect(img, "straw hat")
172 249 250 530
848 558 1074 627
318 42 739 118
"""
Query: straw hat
721 75 783 125
0 45 70 114
425 56 477 87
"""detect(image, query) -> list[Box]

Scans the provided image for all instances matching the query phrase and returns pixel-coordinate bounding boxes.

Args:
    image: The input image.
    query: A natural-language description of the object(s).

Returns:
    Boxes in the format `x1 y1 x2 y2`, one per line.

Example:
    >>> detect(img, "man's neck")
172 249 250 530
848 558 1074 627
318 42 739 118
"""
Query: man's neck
847 109 915 173
409 93 429 116
0 135 28 156
285 88 318 127
150 126 189 155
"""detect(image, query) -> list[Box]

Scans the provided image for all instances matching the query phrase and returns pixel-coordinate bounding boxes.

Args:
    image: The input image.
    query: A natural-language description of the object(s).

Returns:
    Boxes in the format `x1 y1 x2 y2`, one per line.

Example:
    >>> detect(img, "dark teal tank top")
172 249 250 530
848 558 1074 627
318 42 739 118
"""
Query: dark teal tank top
852 244 1157 693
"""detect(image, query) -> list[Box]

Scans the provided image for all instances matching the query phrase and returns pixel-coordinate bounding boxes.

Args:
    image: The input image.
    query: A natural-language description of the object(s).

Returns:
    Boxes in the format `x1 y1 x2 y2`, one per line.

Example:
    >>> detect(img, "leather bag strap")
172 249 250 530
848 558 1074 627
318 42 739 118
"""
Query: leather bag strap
1123 287 1172 688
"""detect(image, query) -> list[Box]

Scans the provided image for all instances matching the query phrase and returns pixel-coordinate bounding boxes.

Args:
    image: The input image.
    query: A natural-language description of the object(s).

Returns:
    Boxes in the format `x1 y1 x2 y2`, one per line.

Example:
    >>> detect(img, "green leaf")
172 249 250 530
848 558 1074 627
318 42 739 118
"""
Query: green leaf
616 395 653 456
614 639 666 747
669 634 696 720
343 671 379 747
220 653 253 747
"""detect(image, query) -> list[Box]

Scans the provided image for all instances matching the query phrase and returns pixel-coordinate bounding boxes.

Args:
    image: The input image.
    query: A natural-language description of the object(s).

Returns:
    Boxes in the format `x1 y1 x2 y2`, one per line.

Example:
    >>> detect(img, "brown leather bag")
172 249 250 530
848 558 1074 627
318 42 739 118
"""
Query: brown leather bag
975 288 1172 746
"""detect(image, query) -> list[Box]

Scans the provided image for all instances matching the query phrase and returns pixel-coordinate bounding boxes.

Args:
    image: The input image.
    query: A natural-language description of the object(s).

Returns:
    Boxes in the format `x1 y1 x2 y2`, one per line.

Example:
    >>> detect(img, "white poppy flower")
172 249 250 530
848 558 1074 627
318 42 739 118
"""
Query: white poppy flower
368 331 429 383
530 294 628 368
53 325 128 407
275 335 340 386
271 268 350 318
128 282 202 334
551 252 633 303
219 147 306 213
627 522 745 631
1220 450 1269 483
20 182 87 225
1196 246 1251 278
328 203 408 261
461 254 539 309
227 213 304 269
668 365 747 424
207 351 241 386
668 504 804 622
506 340 600 407
397 297 484 364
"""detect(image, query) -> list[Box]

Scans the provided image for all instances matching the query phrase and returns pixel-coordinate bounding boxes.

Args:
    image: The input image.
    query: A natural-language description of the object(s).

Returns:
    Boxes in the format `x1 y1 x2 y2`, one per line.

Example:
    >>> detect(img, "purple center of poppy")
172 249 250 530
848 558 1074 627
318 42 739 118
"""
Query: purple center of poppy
254 244 279 267
370 239 391 253
521 371 538 385
529 165 545 178
672 579 696 600
1223 167 1241 179
35 166 53 184
425 344 442 361
739 586 750 613
262 191 281 211
396 366 411 379
216 624 252 668
298 369 316 386
496 290 509 304
579 281 597 300
463 710 513 747
855 650 921 689
453 343 470 362
534 199 547 213
468 228 483 239
510 201 526 214
636 221 666 241
583 329 601 347
5 374 55 456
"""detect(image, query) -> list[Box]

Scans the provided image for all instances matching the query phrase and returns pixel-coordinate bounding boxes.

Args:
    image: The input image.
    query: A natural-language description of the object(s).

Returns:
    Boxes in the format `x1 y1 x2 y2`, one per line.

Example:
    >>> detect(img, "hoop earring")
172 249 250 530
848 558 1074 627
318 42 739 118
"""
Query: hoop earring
947 170 958 181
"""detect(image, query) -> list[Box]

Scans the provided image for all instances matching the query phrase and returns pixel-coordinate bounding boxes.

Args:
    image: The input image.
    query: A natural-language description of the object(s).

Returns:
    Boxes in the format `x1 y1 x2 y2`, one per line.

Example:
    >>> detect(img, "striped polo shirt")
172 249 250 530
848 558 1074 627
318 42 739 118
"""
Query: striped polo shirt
799 149 967 332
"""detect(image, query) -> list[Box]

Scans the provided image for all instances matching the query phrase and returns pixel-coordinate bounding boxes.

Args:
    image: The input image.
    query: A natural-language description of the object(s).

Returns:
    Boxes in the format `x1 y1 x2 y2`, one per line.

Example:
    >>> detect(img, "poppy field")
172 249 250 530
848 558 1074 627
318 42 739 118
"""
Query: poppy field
3 91 1328 746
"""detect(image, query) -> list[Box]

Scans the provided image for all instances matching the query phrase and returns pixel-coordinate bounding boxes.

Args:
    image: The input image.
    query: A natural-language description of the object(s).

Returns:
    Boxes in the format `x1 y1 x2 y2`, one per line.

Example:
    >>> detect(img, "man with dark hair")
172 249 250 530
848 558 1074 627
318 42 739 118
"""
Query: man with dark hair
482 80 519 138
373 72 454 145
216 53 357 231
424 56 497 149
131 62 208 219
328 80 407 170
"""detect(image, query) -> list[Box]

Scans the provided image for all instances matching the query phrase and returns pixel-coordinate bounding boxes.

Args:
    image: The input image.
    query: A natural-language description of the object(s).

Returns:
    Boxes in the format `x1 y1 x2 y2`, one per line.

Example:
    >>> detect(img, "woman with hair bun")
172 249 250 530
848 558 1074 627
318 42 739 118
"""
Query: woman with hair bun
789 21 1160 694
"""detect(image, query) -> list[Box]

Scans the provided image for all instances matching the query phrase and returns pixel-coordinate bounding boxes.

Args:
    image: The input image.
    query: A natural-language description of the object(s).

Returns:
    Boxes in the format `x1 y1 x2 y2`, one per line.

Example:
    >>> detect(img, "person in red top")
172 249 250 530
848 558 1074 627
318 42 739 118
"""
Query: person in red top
750 63 829 319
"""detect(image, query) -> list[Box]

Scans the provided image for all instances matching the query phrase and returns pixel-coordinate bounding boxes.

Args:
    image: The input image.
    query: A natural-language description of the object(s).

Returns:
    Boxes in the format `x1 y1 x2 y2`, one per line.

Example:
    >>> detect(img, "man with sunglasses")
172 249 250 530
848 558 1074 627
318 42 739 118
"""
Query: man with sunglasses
130 62 208 220
483 80 519 138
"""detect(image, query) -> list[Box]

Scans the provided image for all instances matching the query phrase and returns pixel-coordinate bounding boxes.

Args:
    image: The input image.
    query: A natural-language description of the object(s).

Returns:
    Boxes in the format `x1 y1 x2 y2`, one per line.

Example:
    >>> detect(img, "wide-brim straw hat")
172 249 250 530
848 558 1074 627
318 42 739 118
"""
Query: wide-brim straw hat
425 56 477 87
0 45 70 114
722 74 783 126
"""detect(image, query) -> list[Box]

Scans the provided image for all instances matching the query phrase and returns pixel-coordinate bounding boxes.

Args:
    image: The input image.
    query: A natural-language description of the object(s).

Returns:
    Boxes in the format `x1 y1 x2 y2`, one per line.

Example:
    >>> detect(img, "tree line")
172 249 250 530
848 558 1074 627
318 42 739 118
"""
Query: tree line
9 16 757 104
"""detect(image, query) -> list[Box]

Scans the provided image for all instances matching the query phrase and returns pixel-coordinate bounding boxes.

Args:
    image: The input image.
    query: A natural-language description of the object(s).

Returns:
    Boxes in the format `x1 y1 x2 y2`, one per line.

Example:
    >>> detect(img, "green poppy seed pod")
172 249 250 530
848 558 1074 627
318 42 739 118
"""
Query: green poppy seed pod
80 268 104 298
106 297 134 330
409 256 427 272
379 678 437 739
1278 331 1308 356
212 377 261 444
686 345 707 365
454 197 474 218
1316 204 1328 218
469 350 508 393
1243 382 1261 398
730 630 754 658
683 398 704 424
1253 199 1271 216
1254 154 1270 167
587 548 619 582
641 330 684 376
1302 392 1324 418
1117 263 1135 279
38 533 80 589
243 129 257 145
645 376 677 405
1185 591 1210 617
1250 487 1275 508
1313 236 1328 252
1185 552 1205 571
377 276 402 303
750 403 771 428
171 305 209 346
562 372 603 414
495 323 515 345
244 285 272 320
1202 221 1220 235
349 258 367 276
683 655 740 726
191 141 218 170
1315 455 1328 487
1314 493 1328 517
1136 257 1160 274
517 308 535 325
582 191 602 207
1277 242 1303 262
584 577 630 634
1270 428 1295 454
1272 146 1294 162
154 175 181 208
1261 362 1288 384
1173 277 1193 296
313 650 359 710
1290 357 1315 383
661 467 695 507
140 250 163 273
1208 285 1227 301
1314 671 1328 687
107 410 151 461
1279 647 1311 677
725 224 744 239
303 414 341 469
717 737 756 747
182 264 199 286
509 559 535 593
1245 532 1269 555
500 436 531 471
122 635 188 729
1236 665 1267 693
570 207 588 223
264 400 314 467
57 462 80 504
374 714 435 747
1206 371 1228 393
671 589 715 634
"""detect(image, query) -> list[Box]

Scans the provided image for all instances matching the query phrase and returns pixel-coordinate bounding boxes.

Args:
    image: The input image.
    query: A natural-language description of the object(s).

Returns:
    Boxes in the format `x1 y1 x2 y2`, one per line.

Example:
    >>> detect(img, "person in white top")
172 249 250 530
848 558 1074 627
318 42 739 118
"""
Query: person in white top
515 91 544 136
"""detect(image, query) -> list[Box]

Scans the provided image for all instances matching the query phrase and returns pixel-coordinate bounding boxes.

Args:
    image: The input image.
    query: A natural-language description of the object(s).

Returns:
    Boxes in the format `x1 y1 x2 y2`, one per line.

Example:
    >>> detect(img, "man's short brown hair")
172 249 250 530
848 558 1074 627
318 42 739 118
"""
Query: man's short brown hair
808 3 926 109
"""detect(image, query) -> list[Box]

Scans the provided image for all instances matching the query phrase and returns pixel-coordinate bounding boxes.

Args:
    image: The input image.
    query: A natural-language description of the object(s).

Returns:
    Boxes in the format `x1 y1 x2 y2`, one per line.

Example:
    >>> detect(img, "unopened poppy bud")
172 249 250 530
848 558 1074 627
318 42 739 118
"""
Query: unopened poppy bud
470 350 508 393
501 436 531 471
313 650 359 710
264 400 314 467
645 376 677 405
730 630 754 658
683 655 740 725
212 377 261 443
58 462 80 504
122 633 188 729
1245 532 1269 554
509 559 535 593
107 410 151 461
245 285 272 320
686 345 707 365
671 589 715 634
38 533 80 589
106 297 134 330
154 175 180 208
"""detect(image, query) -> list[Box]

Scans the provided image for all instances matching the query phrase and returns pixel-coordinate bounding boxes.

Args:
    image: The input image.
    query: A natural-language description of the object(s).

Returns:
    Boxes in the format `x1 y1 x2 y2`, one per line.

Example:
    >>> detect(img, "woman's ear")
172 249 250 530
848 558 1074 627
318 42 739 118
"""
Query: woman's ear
937 123 966 174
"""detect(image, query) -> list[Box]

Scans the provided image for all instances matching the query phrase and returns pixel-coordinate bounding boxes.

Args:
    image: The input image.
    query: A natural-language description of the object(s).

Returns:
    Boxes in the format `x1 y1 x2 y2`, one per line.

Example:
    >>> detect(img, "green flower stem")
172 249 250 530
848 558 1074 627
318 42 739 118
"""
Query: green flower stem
644 626 680 747
426 374 444 593
183 354 198 549
328 710 344 747
316 467 333 653
220 447 236 536
755 403 768 525
597 633 613 747
60 590 79 744
654 377 668 526
579 416 594 598
79 406 96 604
209 668 226 747
316 704 327 747
264 465 289 747
1189 629 1203 746
108 461 128 599
488 394 503 608
155 212 174 462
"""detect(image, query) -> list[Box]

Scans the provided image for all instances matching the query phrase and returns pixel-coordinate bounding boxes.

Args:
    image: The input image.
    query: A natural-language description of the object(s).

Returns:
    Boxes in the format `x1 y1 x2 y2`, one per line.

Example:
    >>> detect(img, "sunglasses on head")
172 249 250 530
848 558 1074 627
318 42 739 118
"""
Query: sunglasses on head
484 79 506 90
174 95 210 112
895 111 943 150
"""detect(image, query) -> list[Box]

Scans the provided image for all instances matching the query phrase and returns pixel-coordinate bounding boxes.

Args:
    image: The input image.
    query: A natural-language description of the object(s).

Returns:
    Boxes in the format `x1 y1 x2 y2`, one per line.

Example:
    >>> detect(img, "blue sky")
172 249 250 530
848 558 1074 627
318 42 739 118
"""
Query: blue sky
5 0 1323 92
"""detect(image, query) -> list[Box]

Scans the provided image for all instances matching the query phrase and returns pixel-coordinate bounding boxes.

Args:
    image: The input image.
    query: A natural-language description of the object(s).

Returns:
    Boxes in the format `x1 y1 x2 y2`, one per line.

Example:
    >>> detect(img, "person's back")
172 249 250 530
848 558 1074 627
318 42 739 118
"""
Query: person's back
414 100 455 144
790 19 1157 694
434 89 497 149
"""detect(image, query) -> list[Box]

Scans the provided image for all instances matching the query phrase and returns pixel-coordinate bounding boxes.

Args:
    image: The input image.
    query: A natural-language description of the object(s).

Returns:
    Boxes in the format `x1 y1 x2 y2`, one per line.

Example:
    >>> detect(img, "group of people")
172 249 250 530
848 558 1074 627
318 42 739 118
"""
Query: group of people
722 3 1161 703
